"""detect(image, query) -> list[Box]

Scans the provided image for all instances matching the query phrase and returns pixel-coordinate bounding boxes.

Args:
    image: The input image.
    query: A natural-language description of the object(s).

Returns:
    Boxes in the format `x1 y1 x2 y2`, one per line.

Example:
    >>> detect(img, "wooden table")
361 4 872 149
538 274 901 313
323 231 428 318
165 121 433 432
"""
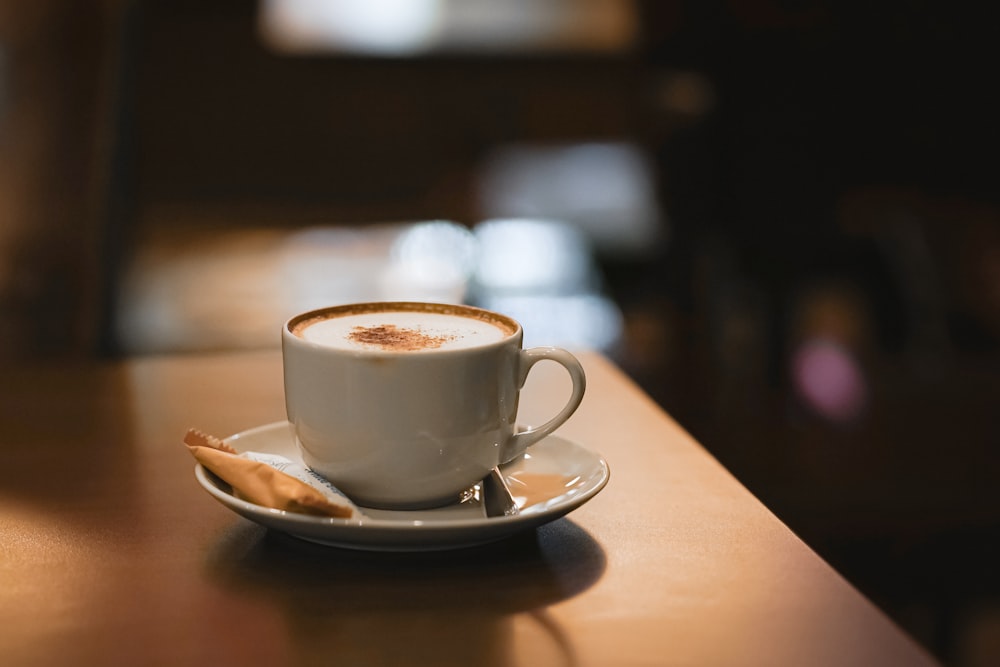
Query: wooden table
0 350 938 666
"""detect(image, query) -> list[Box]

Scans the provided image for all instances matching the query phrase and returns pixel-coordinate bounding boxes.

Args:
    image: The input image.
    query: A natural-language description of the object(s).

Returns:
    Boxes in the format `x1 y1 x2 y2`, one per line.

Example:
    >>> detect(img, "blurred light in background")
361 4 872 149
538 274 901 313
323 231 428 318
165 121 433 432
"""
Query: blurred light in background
476 142 664 258
279 225 403 312
260 0 443 56
380 220 477 303
472 218 594 295
471 218 623 351
260 0 638 56
791 338 869 423
477 292 623 351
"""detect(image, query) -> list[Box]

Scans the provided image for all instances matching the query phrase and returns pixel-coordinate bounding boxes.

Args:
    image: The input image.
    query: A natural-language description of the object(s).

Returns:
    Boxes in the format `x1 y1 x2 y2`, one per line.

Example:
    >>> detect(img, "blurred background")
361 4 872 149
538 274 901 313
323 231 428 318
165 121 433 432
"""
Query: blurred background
1 1 997 664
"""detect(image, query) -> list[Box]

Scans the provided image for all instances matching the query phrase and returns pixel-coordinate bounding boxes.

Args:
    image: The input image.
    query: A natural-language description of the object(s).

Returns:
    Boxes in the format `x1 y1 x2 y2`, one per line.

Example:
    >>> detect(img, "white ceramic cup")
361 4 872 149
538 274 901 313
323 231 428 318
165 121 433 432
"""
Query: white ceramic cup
282 302 587 509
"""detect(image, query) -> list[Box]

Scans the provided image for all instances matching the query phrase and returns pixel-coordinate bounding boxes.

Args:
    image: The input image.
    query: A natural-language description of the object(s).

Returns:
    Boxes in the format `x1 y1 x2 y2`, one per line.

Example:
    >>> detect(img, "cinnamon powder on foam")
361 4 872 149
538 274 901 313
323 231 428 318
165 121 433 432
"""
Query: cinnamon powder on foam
347 324 457 351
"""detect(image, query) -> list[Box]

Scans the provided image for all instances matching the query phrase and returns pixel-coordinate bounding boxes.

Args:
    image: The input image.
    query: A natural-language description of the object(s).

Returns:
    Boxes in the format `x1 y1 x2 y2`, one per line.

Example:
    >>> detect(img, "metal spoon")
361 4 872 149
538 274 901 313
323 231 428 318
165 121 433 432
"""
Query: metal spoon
481 466 519 517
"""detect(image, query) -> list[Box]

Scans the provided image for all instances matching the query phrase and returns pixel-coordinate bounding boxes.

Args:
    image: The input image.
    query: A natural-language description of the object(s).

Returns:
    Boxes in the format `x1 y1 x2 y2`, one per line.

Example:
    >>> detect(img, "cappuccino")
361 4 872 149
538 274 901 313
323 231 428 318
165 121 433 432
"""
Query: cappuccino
290 303 516 353
282 301 585 508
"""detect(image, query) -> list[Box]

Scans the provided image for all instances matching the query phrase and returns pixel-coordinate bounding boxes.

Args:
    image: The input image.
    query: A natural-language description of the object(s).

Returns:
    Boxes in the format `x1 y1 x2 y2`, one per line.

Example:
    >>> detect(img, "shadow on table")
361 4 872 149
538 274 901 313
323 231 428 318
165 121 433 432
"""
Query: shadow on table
205 519 606 666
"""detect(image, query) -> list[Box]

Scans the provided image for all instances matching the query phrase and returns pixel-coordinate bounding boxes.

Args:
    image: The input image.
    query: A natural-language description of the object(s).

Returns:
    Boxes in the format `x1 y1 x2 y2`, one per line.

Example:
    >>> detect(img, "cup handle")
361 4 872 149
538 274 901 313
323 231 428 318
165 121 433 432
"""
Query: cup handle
500 347 586 463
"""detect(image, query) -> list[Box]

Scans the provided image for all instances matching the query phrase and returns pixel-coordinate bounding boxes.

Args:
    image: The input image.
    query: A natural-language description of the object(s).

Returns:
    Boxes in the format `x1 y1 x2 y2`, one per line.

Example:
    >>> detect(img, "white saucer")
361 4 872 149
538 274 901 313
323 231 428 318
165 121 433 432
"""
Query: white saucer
194 421 609 551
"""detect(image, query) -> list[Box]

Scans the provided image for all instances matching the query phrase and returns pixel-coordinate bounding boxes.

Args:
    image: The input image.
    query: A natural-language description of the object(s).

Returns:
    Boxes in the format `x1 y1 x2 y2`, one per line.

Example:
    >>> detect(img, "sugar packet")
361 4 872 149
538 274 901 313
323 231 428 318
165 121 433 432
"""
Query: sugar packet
184 428 359 519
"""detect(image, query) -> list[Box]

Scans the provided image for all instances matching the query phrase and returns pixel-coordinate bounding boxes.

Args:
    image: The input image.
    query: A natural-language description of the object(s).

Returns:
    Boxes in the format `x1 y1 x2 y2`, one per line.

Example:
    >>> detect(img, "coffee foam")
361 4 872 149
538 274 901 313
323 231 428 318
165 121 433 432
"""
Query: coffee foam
291 306 515 352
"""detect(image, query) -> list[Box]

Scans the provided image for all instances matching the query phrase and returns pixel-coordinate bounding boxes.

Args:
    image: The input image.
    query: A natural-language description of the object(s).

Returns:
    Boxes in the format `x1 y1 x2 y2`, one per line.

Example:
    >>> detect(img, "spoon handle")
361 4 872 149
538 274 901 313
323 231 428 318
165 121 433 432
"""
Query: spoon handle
482 466 520 518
